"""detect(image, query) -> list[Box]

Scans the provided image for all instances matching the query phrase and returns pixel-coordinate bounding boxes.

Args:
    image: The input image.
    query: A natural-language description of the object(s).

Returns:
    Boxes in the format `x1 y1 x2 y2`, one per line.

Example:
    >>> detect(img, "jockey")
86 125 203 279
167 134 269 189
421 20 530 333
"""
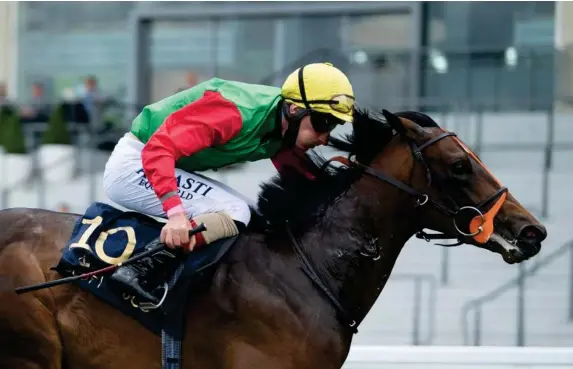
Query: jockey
102 62 355 303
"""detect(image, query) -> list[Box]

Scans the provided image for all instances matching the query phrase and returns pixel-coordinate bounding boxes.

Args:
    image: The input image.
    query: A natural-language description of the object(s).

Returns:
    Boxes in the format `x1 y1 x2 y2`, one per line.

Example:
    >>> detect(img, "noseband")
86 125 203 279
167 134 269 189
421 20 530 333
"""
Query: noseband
332 131 508 247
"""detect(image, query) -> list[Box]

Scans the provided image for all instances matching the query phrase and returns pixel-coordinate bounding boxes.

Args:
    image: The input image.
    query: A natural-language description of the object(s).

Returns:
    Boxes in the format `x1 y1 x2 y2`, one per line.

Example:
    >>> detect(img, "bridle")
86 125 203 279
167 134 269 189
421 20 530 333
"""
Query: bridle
285 129 508 334
332 130 508 247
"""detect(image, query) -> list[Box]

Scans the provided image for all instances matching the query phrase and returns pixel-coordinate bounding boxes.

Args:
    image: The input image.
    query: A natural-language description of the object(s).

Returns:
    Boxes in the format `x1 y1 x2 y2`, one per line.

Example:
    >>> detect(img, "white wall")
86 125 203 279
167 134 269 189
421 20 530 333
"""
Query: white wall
555 1 573 109
0 1 18 98
555 1 573 49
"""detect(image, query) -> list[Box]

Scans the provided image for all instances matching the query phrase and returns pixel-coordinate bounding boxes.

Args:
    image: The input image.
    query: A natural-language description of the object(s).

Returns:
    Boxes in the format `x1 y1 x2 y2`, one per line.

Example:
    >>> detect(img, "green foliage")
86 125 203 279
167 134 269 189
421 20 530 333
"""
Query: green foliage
42 105 72 145
0 107 27 154
0 105 14 148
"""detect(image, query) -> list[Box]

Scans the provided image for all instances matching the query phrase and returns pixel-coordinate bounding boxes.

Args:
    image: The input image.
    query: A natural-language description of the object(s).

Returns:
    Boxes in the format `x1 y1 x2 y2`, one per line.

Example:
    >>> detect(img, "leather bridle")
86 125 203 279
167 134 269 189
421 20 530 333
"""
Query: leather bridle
331 130 508 247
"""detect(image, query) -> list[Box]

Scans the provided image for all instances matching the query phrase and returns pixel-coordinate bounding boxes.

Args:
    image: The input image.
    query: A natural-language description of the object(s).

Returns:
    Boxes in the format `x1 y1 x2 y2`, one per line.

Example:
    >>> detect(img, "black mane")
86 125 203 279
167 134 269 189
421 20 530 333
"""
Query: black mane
251 108 439 235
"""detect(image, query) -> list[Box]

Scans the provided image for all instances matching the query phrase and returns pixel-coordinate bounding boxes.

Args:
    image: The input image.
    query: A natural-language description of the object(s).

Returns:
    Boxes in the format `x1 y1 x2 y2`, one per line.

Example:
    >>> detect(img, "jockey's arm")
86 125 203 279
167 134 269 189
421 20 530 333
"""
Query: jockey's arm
141 91 243 216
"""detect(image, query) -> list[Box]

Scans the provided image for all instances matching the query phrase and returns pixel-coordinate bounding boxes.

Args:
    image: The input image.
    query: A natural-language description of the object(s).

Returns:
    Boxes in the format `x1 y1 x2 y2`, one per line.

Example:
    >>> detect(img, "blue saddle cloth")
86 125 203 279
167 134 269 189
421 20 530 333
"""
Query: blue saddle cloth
54 202 237 340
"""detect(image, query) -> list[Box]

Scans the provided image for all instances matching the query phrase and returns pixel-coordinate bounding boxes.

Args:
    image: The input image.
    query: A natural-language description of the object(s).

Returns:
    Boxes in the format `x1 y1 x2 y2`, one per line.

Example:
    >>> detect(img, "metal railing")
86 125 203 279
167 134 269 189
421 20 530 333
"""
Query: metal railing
0 120 115 210
461 239 573 346
390 273 438 345
0 149 78 210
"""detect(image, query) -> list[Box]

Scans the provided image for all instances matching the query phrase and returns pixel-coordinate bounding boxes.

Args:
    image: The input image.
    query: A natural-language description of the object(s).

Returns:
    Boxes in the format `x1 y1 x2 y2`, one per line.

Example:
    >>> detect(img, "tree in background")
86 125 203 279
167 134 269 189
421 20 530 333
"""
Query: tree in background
42 104 72 146
0 106 27 154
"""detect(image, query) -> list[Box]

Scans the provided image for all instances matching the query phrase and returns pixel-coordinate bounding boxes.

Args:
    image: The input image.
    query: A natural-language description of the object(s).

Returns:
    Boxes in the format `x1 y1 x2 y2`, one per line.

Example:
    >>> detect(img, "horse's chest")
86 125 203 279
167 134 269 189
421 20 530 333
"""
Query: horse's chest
222 337 344 369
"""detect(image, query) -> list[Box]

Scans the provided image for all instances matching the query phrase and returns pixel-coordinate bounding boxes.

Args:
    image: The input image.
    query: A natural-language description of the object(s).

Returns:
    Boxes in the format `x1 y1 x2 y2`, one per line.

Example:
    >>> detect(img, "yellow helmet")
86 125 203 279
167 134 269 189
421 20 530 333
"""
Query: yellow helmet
281 62 355 123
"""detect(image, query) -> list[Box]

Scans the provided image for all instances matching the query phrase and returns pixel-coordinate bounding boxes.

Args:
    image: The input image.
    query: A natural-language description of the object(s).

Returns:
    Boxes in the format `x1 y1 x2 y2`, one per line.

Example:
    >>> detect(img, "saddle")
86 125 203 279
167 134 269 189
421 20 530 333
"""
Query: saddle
54 201 239 339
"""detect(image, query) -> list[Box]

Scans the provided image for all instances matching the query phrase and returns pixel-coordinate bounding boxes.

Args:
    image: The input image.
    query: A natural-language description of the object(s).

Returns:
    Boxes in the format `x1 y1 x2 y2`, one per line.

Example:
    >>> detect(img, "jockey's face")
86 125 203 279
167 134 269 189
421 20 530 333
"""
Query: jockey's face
296 115 330 151
285 104 330 151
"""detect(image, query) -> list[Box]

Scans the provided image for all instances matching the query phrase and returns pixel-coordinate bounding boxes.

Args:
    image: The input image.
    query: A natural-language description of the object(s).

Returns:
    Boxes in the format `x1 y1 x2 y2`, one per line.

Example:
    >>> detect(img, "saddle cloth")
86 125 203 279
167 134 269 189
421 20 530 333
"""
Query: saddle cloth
54 201 238 339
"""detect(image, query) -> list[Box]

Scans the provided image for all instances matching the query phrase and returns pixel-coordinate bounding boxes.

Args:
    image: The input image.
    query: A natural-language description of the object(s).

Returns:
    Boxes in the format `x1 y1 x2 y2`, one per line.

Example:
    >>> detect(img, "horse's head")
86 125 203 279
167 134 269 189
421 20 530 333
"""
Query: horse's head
364 109 546 264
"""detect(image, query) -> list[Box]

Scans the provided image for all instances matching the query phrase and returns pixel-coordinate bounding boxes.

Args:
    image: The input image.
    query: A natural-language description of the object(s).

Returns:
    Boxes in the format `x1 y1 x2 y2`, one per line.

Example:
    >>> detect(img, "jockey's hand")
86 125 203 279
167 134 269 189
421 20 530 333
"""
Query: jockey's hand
161 212 196 251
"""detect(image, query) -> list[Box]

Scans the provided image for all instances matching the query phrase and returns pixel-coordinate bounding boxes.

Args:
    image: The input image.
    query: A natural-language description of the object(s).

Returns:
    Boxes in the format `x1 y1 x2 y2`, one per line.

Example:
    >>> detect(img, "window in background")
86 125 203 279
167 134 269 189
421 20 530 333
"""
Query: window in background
255 15 347 87
214 18 276 84
343 12 415 109
149 20 215 101
22 2 134 32
18 2 134 102
422 1 555 110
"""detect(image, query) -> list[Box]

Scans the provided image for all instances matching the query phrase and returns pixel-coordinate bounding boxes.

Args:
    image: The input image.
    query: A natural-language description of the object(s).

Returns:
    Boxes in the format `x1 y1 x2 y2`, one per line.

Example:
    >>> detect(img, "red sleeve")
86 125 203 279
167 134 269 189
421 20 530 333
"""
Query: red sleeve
271 148 317 180
141 90 243 214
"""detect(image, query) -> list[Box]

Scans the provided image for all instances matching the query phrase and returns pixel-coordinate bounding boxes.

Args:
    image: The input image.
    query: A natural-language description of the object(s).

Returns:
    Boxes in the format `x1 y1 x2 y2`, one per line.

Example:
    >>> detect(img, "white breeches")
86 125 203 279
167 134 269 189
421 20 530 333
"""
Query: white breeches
102 134 252 226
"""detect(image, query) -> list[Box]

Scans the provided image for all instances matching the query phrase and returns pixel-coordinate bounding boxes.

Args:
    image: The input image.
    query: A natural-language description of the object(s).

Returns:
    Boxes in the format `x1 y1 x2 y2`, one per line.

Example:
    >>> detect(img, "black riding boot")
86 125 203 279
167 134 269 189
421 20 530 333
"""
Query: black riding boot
108 242 184 304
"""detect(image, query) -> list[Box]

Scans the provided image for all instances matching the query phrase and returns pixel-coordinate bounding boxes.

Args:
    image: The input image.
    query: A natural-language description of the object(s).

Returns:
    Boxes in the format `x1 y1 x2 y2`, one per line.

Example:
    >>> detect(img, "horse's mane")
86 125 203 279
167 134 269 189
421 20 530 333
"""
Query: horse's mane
251 108 439 235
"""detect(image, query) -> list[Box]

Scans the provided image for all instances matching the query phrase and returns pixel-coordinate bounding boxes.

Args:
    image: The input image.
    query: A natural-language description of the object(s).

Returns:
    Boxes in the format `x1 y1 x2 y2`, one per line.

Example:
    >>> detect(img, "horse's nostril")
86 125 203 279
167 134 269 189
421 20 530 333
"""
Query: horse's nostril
518 225 547 243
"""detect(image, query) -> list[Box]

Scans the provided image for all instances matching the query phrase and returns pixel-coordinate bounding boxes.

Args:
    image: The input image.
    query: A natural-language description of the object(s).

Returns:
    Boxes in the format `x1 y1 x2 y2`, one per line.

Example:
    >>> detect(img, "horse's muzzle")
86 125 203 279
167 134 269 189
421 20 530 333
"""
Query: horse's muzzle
517 224 547 245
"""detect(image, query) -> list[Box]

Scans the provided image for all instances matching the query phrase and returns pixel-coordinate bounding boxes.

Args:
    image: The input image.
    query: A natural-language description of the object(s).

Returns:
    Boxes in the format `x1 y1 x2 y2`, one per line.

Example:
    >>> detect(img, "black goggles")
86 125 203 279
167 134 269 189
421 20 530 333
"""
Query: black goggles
309 111 345 133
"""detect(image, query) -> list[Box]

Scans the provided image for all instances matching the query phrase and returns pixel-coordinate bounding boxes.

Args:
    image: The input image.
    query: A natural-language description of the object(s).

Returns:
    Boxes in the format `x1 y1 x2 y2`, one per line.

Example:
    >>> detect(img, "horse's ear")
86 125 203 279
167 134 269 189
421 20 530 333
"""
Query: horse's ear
382 109 406 136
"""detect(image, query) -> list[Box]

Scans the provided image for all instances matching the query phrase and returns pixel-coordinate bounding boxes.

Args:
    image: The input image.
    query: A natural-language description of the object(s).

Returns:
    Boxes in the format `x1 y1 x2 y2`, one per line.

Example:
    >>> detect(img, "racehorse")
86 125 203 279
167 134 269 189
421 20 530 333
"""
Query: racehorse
0 109 546 369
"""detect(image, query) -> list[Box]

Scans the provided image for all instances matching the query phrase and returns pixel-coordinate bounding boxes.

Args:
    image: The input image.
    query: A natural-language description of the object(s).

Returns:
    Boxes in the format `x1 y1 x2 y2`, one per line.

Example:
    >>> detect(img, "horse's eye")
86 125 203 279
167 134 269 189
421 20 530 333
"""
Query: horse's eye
450 160 472 177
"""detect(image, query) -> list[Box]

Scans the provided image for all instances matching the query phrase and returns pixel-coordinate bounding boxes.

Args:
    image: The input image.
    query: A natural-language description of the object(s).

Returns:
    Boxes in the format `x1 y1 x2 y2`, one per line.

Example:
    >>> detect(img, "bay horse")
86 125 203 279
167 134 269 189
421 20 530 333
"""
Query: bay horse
0 109 546 369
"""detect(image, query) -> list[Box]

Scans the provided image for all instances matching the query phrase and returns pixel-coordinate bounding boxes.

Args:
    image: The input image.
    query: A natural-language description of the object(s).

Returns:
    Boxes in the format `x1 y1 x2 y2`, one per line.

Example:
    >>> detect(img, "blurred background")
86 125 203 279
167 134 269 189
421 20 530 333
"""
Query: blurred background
1 1 572 367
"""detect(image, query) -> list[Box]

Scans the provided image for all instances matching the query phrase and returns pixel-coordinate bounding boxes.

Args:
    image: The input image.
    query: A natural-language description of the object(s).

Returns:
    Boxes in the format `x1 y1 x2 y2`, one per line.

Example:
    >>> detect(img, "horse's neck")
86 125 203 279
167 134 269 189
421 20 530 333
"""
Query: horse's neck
298 182 416 327
215 182 415 362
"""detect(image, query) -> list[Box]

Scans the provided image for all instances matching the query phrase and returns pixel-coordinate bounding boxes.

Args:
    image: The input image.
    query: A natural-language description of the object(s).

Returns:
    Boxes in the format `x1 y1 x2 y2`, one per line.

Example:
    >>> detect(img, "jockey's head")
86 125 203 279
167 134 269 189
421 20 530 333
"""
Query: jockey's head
280 62 355 150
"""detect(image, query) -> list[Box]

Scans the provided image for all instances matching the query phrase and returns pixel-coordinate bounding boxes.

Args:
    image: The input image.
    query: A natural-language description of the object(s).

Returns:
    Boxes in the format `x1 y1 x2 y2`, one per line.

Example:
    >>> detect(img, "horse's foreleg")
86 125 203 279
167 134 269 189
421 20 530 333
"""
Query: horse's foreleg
0 292 63 369
0 244 63 369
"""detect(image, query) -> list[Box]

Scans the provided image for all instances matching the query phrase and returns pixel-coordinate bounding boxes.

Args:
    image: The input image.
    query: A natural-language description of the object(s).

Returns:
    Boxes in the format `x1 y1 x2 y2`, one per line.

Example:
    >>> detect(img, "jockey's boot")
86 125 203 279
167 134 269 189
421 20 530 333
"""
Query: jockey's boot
108 242 184 304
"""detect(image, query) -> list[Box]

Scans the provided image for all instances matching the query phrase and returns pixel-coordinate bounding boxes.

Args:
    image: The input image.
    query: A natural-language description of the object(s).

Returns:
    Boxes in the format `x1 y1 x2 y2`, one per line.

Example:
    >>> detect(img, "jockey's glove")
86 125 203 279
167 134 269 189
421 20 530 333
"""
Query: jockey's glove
190 212 240 246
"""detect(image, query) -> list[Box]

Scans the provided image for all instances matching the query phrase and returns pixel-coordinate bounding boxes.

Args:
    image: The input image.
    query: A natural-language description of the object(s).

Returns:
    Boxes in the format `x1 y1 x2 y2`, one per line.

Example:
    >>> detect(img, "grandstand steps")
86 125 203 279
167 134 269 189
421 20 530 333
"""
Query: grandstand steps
524 332 573 347
458 330 573 347
418 274 572 345
357 217 573 346
353 278 573 346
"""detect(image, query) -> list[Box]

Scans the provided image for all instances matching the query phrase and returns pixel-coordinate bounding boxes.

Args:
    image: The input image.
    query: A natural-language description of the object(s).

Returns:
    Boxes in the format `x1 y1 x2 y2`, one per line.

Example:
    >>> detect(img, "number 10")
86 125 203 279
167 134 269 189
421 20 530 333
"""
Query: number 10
70 216 137 265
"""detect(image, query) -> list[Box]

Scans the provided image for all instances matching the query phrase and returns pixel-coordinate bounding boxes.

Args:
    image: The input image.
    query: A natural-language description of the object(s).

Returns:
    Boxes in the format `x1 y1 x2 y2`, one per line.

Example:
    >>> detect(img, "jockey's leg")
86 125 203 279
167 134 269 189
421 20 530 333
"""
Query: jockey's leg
103 133 252 227
101 134 251 303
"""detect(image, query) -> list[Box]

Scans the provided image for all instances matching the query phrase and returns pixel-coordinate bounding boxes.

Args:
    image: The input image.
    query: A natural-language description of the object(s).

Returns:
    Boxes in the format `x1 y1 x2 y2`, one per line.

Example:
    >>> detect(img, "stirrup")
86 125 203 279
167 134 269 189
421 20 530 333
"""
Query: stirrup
139 282 170 312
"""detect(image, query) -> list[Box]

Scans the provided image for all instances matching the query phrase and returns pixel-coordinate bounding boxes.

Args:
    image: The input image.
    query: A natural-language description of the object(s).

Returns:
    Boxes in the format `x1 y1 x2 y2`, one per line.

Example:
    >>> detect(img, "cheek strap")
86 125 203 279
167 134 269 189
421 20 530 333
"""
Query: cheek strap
282 103 308 149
